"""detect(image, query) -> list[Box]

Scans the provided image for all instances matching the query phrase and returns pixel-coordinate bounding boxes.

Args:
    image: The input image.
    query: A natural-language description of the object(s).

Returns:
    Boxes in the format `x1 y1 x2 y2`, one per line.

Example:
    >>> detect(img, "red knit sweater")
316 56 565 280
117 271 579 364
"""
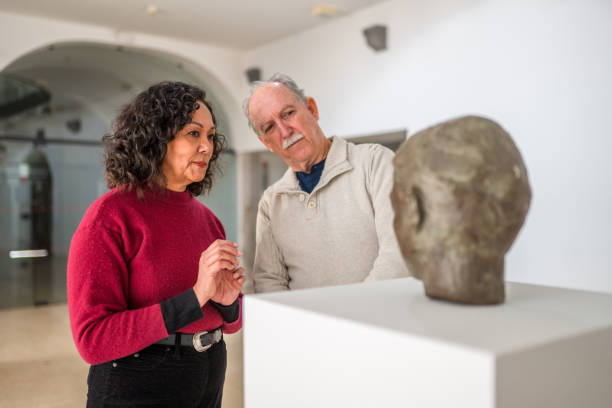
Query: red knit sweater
67 187 242 364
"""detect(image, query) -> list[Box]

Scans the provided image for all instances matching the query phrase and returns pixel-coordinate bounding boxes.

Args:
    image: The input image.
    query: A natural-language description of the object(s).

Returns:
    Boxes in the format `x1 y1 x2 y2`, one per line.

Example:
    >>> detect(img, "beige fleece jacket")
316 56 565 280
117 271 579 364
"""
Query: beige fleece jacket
253 136 410 293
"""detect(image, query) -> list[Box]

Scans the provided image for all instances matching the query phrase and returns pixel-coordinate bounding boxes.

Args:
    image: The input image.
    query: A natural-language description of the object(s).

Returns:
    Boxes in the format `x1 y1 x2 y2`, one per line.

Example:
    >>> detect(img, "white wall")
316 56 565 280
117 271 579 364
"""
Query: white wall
244 0 612 293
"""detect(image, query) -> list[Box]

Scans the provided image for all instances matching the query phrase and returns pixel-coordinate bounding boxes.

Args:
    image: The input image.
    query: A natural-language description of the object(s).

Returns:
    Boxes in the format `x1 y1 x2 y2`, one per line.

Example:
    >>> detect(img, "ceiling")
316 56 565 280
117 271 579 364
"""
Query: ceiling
0 0 388 50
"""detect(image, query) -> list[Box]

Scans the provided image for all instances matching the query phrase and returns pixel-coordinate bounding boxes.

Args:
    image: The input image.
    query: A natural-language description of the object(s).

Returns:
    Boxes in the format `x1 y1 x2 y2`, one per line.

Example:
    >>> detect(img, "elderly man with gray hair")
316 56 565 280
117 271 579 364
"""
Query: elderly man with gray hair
244 73 409 293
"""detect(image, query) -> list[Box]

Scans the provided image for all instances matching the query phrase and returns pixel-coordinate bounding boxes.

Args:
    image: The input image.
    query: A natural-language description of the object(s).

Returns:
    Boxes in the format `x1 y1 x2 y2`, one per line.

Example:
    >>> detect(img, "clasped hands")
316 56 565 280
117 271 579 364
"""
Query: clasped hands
193 239 246 307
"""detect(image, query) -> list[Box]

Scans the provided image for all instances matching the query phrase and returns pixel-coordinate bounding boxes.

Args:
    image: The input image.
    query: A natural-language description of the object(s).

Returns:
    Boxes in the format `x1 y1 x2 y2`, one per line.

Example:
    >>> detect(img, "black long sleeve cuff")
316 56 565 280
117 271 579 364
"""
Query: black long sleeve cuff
210 298 240 323
160 288 204 333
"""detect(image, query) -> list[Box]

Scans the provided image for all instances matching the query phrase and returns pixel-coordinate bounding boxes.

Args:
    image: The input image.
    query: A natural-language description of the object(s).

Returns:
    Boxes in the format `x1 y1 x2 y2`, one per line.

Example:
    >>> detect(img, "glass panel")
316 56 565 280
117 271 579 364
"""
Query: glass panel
0 145 64 308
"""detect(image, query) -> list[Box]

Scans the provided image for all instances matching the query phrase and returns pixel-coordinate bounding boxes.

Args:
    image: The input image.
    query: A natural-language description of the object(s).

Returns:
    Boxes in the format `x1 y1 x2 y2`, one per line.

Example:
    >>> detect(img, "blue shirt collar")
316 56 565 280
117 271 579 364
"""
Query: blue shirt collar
296 158 326 193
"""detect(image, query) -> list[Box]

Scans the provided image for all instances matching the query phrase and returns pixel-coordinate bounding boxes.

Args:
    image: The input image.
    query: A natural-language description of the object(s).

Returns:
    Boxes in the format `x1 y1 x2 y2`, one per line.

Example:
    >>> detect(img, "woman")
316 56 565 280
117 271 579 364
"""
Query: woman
67 81 245 407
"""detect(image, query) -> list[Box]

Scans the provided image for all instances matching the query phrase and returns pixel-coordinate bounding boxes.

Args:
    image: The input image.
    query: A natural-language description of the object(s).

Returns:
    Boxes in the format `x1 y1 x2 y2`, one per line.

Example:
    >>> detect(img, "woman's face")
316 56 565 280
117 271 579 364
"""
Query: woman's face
162 101 215 192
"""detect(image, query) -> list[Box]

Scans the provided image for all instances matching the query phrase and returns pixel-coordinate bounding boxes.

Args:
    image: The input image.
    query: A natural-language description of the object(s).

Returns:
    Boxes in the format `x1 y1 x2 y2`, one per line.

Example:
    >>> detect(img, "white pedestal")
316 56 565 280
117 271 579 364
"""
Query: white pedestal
243 278 612 407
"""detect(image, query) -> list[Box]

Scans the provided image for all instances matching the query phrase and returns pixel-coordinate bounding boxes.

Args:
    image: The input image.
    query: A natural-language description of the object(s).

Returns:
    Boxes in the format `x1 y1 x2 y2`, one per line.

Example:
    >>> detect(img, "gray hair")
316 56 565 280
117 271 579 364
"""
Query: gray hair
242 73 308 136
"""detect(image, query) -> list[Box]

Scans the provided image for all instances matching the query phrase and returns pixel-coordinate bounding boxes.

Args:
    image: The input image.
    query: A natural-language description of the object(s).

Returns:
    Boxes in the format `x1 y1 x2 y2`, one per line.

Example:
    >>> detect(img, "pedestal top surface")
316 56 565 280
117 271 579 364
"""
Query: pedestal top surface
248 278 612 354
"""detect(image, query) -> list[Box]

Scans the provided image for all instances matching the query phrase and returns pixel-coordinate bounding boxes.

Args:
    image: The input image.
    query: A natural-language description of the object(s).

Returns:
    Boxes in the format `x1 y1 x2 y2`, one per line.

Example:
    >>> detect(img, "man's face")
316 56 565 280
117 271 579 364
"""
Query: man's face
248 83 328 172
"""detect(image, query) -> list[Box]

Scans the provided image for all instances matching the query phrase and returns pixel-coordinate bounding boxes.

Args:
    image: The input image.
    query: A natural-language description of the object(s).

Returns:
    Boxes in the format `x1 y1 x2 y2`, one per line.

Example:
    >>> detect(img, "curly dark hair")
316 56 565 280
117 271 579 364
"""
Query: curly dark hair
103 81 226 198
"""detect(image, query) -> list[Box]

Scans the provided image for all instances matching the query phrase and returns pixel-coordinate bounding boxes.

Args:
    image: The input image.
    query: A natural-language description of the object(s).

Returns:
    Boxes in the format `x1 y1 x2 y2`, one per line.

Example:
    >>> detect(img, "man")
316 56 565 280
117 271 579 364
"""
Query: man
244 73 409 293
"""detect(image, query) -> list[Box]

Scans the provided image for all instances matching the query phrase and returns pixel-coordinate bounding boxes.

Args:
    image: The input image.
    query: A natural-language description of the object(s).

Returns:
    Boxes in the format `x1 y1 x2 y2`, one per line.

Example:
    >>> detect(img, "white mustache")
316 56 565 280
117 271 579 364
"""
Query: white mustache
282 133 304 150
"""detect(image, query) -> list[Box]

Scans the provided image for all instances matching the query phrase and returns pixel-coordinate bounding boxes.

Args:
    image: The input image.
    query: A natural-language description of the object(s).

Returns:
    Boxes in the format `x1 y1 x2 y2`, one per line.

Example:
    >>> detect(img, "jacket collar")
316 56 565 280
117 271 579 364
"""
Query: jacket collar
270 136 352 194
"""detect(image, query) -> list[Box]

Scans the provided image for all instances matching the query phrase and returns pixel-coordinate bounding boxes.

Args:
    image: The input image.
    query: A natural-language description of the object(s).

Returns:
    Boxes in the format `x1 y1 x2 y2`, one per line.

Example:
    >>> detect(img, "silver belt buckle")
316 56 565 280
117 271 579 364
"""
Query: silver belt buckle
193 329 221 352
193 331 212 352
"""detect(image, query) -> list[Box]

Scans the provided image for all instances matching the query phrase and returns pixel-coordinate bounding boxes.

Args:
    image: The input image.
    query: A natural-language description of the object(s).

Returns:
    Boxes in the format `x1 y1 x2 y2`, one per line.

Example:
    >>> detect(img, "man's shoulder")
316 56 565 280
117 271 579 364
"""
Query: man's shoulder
258 176 285 208
264 166 298 194
344 138 393 154
259 184 275 202
342 139 395 168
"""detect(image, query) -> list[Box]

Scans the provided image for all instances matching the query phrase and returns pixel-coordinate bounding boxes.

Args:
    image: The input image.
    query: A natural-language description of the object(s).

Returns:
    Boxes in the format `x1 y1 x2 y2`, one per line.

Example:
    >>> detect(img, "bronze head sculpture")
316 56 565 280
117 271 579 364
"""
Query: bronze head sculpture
391 116 531 304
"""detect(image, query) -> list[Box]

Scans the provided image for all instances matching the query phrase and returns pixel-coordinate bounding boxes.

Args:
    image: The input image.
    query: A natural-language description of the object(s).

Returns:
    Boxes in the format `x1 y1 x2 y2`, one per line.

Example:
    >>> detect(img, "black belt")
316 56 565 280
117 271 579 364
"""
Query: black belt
155 328 223 352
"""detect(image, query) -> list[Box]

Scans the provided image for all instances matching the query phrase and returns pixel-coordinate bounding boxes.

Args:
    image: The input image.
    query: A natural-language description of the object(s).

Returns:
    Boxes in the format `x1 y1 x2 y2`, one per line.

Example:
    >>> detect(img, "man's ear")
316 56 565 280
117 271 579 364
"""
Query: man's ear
306 97 319 120
258 135 274 152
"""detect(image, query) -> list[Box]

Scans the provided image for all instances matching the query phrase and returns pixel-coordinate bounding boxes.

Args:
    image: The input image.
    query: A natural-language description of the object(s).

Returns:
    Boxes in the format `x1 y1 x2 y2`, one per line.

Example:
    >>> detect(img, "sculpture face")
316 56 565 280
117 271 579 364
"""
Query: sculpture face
391 116 531 304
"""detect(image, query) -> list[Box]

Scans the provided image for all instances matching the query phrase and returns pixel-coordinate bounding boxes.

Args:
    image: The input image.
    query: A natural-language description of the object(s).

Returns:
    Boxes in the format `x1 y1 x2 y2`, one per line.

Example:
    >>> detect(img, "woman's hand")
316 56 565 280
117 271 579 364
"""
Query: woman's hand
211 267 246 306
193 240 242 306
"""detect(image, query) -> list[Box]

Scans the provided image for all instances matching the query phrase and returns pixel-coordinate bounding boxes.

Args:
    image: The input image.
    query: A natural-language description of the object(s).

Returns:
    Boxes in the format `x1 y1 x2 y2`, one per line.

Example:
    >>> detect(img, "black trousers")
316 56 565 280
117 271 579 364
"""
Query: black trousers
86 339 227 408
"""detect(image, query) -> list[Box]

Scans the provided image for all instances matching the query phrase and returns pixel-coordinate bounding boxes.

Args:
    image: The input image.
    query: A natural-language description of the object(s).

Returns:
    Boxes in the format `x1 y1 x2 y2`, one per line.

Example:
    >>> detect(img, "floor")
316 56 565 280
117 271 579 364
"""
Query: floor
0 303 245 408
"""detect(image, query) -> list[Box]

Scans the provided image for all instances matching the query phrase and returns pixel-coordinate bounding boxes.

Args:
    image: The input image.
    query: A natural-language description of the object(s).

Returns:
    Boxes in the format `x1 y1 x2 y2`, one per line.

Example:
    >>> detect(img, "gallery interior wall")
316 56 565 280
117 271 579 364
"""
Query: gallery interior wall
244 0 612 293
2 0 611 294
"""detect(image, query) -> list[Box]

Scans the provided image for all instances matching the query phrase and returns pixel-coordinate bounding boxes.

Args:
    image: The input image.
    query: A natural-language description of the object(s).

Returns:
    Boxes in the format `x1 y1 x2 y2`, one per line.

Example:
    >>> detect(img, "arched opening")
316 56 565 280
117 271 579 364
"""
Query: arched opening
0 42 238 308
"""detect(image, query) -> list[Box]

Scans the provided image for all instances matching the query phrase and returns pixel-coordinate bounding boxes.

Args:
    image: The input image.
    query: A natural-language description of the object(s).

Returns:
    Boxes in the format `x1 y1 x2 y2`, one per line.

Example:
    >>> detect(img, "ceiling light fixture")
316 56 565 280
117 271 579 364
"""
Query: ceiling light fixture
311 4 338 18
146 5 160 16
